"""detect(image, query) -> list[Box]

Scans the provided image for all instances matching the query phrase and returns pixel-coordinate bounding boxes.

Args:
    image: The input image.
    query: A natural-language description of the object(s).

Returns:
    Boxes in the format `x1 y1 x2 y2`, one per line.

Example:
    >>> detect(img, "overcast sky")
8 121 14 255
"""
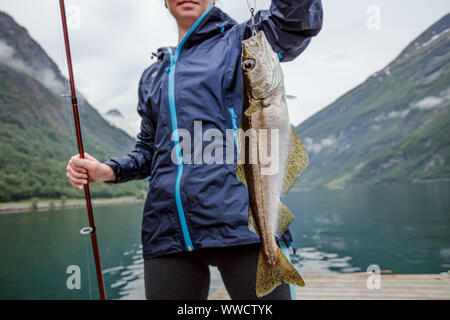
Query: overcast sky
1 0 449 133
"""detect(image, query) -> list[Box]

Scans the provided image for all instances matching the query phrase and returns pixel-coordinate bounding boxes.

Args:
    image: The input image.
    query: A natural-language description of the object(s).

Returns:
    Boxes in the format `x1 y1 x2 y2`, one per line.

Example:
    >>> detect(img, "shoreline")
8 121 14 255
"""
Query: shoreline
0 197 144 214
293 177 450 192
2 178 448 214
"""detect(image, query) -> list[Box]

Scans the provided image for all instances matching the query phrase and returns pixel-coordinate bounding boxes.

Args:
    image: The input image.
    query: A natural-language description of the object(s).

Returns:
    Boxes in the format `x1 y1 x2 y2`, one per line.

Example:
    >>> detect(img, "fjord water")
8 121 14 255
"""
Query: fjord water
286 181 450 276
0 181 449 299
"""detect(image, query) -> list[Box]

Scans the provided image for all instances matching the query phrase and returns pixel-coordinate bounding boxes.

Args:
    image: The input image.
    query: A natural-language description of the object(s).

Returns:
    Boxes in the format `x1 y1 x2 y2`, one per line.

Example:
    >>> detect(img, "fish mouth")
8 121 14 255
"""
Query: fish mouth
242 31 264 46
245 79 280 101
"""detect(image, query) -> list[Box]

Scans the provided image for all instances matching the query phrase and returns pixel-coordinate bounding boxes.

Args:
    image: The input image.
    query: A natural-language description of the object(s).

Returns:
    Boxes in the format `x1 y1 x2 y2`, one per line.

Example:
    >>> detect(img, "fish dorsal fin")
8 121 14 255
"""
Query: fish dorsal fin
282 127 309 194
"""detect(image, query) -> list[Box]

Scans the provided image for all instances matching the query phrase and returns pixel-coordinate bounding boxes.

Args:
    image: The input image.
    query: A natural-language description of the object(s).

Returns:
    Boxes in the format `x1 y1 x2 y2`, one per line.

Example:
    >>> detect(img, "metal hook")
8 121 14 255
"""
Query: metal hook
246 0 261 36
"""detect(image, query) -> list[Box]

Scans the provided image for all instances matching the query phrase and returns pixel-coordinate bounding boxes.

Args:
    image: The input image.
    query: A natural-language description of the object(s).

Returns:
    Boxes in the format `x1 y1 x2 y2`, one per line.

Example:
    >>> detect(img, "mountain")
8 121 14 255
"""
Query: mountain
0 11 146 202
103 108 138 137
294 13 450 190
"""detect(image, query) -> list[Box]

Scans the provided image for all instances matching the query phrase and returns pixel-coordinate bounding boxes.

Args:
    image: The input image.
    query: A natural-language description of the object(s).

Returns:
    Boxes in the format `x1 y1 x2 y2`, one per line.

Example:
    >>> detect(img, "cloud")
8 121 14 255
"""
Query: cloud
421 28 450 47
103 111 139 138
304 134 338 155
0 39 64 93
1 0 450 131
411 96 444 110
325 51 353 62
381 155 405 169
387 109 410 119
374 89 449 123
0 39 14 60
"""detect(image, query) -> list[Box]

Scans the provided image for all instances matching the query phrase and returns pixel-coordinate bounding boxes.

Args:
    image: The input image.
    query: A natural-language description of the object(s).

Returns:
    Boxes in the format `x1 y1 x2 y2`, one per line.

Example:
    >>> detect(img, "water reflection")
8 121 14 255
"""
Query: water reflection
103 243 145 300
284 181 450 275
107 244 362 300
106 246 240 299
292 247 361 276
1 181 449 299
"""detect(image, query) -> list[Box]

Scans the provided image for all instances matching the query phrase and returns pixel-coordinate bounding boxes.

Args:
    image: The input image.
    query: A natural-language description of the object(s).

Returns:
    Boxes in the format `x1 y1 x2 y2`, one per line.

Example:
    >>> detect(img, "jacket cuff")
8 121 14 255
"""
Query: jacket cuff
103 160 119 184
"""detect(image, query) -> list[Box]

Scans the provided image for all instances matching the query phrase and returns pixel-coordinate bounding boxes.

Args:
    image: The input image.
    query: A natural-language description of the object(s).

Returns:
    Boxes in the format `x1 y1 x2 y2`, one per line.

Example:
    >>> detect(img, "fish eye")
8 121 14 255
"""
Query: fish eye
243 59 256 71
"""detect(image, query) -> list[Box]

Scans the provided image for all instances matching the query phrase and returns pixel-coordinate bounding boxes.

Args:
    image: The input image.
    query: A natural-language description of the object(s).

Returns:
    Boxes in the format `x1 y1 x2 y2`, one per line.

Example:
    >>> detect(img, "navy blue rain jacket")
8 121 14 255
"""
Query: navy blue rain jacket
105 0 323 260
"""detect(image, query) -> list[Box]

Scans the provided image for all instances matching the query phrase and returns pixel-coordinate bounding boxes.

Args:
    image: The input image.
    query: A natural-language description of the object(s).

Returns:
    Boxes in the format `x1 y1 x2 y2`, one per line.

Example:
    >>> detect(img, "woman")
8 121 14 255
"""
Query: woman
66 0 323 300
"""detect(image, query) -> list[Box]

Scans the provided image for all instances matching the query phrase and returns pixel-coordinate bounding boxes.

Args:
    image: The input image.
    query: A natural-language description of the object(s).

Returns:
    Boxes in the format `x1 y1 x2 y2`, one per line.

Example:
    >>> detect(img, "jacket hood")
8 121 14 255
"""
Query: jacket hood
152 6 237 60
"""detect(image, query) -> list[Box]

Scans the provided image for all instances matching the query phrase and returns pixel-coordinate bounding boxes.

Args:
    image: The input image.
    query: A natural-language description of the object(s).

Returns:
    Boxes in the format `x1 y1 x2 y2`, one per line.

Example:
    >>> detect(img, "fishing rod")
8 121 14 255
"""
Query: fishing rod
58 0 107 300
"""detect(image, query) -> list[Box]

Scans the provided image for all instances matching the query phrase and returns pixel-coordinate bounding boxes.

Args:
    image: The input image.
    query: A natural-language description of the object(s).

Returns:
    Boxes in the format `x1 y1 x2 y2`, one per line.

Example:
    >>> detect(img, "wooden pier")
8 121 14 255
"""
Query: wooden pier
208 273 450 300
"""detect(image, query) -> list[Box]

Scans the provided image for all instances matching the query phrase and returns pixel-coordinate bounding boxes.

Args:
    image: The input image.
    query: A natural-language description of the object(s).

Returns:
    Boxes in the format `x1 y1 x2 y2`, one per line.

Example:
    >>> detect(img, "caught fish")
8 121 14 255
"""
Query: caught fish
237 31 309 297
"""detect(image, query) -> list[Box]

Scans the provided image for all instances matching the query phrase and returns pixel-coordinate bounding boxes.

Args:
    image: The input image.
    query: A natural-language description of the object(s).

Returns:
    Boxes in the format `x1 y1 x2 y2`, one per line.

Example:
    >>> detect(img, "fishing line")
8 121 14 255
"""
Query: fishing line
246 0 256 11
54 3 96 297
53 2 78 154
83 228 93 300
58 0 107 300
51 2 98 299
246 0 261 36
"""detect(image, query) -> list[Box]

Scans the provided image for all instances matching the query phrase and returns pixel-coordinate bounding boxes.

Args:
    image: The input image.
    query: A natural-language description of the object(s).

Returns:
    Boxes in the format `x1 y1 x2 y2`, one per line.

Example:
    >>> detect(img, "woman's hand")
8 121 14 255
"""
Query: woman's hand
66 152 116 189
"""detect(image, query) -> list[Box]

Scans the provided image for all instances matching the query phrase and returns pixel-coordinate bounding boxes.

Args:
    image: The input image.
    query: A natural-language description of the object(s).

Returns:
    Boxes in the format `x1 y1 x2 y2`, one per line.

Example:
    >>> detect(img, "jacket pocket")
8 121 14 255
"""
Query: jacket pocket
184 163 225 211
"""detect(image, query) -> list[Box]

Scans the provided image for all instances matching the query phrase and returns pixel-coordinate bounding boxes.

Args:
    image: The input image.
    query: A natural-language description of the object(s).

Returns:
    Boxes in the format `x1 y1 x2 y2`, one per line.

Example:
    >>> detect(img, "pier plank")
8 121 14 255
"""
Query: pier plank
208 273 450 300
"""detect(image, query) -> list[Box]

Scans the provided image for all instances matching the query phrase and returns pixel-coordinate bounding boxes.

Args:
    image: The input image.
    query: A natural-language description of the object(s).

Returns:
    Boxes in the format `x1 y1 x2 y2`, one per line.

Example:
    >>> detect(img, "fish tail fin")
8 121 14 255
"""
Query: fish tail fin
256 246 305 297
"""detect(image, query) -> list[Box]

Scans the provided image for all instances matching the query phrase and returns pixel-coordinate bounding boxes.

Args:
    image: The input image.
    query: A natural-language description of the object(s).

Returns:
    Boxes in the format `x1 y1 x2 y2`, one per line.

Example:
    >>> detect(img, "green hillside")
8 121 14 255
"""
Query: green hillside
0 12 147 202
295 13 450 190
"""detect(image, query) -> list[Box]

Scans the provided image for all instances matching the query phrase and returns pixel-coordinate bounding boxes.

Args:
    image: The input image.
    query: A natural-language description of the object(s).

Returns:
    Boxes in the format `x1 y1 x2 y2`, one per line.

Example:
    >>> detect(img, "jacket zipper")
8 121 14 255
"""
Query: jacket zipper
228 106 239 148
166 5 214 252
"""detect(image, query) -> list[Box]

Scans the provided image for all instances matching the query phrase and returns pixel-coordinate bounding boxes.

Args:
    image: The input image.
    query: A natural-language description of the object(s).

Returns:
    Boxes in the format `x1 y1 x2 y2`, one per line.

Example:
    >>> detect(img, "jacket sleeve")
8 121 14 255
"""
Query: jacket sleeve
242 0 323 62
103 78 155 184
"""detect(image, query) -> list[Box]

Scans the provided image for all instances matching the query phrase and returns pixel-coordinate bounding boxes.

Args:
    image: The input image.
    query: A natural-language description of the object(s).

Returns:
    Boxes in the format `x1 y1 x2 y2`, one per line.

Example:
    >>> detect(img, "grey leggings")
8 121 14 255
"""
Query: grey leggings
144 243 291 300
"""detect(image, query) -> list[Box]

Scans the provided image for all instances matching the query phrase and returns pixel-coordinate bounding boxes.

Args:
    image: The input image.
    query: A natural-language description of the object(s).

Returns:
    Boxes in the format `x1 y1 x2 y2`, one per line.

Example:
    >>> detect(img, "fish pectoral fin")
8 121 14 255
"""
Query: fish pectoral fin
244 100 262 116
256 246 305 297
282 126 309 194
286 94 298 100
244 104 261 116
248 207 259 235
276 202 295 238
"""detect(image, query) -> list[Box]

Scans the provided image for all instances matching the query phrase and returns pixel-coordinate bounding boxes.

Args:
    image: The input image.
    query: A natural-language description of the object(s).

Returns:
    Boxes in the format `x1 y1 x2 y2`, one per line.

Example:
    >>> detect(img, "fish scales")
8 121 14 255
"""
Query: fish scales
238 31 308 297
